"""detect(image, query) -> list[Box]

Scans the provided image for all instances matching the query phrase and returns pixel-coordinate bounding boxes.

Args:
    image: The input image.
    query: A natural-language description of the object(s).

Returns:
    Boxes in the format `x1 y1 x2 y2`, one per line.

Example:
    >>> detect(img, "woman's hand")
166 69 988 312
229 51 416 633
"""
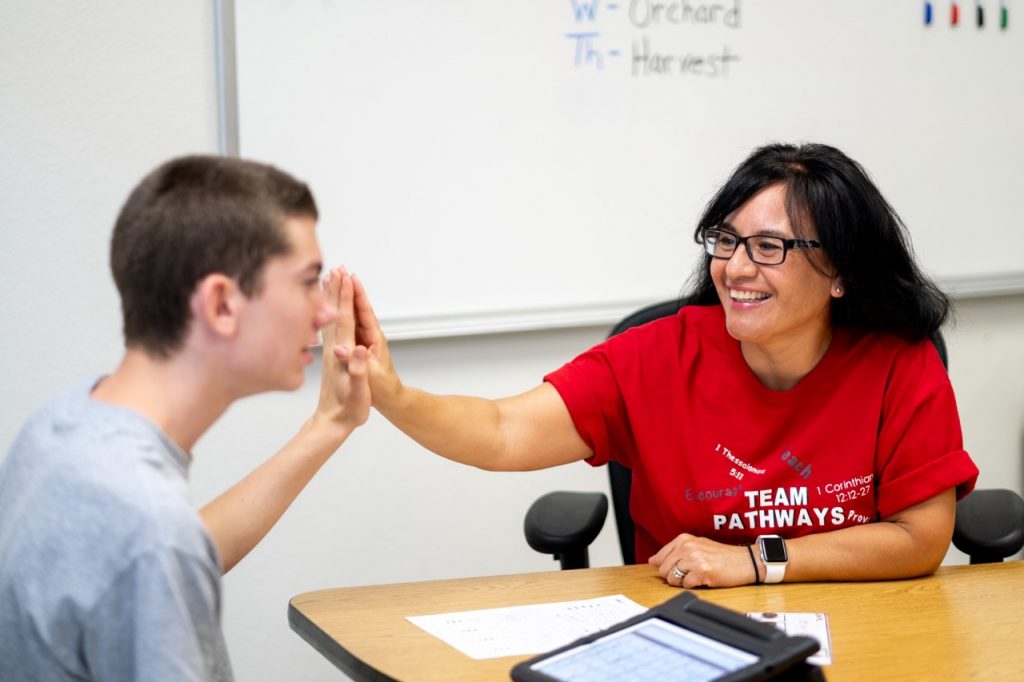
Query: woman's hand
349 273 404 410
648 489 956 588
341 273 591 472
649 534 759 588
314 267 371 435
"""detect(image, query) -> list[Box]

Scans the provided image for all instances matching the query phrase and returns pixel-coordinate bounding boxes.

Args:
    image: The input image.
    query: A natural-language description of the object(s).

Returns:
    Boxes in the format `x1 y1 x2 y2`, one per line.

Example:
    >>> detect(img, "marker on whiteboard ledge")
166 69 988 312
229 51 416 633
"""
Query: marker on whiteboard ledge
1001 0 1009 29
976 0 985 27
951 1 960 26
925 1 934 25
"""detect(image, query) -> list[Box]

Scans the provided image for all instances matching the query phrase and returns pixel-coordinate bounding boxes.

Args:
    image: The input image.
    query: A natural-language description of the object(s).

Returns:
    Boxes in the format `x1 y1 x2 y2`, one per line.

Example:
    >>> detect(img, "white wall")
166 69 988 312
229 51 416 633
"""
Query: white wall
1 4 1021 682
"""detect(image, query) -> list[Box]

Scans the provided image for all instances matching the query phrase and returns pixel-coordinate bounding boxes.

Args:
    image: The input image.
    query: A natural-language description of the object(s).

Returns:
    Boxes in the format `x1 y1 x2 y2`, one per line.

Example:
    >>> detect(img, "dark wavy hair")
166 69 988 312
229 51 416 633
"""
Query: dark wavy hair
687 143 950 341
111 155 318 357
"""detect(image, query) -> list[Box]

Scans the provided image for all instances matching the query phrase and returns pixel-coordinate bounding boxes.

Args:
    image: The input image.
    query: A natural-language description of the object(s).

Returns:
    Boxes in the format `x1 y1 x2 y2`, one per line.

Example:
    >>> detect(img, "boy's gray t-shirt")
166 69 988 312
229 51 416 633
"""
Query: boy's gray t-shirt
0 378 233 681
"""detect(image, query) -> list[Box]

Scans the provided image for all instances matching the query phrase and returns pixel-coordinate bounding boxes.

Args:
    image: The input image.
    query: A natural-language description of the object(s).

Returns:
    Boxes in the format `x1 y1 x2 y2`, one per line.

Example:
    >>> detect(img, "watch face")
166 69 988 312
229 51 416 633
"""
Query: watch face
760 537 788 563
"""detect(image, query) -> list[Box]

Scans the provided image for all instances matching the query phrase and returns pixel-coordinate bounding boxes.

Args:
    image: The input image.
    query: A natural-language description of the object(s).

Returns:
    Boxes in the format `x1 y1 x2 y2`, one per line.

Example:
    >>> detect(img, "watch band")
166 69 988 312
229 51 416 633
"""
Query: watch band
763 559 785 584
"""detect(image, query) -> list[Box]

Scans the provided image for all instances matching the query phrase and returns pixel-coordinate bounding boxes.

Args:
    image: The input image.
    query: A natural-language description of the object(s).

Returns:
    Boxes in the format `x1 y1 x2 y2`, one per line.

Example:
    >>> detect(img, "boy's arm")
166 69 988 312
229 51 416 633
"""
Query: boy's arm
200 269 370 572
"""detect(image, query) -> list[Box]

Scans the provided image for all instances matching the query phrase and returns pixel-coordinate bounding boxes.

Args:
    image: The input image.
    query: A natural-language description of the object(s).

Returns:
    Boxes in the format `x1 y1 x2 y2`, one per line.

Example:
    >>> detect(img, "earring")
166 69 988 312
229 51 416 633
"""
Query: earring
834 287 843 295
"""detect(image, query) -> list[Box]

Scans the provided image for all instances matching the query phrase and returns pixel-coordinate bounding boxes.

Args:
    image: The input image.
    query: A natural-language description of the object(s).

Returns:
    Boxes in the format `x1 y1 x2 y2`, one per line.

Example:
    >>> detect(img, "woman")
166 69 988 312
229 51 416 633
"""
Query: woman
345 143 978 588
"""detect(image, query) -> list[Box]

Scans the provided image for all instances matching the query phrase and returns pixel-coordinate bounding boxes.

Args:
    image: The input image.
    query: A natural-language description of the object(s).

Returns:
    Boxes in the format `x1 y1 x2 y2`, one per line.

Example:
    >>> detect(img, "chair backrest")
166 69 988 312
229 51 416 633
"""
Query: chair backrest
605 299 950 565
606 298 690 564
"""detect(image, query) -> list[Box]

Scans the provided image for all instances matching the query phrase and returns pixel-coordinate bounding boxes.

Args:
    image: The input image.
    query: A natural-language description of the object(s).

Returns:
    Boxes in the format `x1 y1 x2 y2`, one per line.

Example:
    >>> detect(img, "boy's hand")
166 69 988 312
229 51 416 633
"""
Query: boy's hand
316 267 371 434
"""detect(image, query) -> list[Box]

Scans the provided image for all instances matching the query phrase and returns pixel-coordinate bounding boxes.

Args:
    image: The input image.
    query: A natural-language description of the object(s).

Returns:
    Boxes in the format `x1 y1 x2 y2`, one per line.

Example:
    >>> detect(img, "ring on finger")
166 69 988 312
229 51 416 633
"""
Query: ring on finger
671 564 688 580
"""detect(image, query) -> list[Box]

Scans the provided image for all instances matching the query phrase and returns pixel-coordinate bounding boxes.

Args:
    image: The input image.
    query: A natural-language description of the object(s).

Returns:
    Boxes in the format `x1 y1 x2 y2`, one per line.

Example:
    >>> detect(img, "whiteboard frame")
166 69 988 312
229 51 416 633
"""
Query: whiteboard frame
214 0 239 157
214 0 1024 340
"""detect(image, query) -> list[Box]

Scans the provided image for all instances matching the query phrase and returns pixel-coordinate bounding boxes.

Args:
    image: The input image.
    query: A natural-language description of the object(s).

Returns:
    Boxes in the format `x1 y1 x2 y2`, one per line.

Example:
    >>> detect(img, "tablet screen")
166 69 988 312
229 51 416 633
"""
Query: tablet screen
530 617 759 682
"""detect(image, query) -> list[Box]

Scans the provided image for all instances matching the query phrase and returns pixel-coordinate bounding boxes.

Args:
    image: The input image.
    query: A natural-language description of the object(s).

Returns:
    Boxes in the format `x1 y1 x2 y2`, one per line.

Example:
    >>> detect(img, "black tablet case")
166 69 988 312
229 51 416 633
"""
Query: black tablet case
510 591 823 681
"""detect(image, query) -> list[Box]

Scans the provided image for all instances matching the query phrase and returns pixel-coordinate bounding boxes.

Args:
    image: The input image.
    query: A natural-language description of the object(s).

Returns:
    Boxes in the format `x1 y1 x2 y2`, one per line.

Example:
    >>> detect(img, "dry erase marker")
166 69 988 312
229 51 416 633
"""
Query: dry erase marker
977 0 985 27
952 1 960 25
925 1 934 25
1001 0 1009 29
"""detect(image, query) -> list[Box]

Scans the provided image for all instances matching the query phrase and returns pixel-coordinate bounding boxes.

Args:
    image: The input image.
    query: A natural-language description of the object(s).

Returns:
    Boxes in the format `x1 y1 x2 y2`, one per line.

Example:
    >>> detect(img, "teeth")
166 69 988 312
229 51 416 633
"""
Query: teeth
730 289 770 301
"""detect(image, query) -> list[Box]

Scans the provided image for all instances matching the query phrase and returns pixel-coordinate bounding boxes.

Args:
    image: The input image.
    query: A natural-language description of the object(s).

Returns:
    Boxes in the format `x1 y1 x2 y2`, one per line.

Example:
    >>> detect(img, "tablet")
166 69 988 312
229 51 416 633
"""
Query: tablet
511 592 820 682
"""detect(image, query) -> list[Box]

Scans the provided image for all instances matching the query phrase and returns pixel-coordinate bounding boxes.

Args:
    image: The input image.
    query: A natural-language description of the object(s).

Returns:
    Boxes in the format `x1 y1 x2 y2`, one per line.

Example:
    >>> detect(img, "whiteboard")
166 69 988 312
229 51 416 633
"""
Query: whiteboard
232 0 1024 339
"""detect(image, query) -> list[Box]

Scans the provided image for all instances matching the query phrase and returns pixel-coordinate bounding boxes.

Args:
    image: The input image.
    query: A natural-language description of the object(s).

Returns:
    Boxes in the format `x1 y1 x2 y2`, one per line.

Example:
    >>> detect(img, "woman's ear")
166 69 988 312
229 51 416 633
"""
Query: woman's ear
191 274 245 340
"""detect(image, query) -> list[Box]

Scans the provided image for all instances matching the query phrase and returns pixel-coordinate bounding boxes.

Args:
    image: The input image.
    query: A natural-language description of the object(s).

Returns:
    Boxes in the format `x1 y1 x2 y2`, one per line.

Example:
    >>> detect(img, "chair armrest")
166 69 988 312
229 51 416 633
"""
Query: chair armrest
523 491 608 570
952 488 1024 563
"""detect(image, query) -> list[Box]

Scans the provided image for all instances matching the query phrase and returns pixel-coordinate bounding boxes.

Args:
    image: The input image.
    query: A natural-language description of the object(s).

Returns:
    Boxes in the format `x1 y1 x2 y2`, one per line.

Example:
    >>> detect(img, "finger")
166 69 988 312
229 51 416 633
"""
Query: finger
333 344 350 364
649 545 669 566
334 344 372 424
667 562 689 587
336 270 357 349
654 554 675 581
351 275 383 347
346 344 369 374
346 345 371 396
321 269 342 351
649 533 686 566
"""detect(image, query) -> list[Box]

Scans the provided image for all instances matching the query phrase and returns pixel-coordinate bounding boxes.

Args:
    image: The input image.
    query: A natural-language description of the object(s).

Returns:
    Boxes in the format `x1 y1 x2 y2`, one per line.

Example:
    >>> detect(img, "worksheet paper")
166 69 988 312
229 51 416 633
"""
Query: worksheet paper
406 595 646 659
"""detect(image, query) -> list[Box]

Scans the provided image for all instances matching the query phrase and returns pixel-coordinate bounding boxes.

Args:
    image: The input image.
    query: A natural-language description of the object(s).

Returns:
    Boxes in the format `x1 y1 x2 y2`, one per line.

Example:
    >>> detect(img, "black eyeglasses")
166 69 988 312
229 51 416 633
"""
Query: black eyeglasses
699 228 822 265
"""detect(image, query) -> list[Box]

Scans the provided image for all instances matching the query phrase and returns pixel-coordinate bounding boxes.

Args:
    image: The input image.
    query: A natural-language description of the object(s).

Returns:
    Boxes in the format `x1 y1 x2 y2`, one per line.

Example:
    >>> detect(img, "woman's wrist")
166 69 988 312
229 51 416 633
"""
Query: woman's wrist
372 375 408 417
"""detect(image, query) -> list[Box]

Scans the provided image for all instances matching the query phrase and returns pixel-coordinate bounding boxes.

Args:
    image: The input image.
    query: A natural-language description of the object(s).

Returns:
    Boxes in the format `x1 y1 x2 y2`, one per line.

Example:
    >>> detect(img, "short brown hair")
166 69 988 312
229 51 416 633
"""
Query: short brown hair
110 155 318 357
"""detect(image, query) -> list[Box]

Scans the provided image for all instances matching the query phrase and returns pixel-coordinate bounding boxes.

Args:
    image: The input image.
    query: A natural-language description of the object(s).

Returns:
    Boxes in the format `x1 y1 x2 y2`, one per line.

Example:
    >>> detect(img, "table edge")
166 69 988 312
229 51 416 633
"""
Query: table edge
288 601 398 682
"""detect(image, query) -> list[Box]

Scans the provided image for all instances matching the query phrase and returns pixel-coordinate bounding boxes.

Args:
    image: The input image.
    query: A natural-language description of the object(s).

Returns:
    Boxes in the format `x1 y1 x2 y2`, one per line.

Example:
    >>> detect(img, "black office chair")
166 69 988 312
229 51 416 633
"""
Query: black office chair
524 297 690 569
952 489 1024 563
523 299 1024 570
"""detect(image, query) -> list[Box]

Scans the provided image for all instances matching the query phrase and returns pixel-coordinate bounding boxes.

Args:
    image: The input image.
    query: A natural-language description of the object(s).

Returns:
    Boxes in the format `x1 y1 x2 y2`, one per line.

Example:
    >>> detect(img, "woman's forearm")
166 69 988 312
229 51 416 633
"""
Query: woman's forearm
375 382 591 472
772 489 956 582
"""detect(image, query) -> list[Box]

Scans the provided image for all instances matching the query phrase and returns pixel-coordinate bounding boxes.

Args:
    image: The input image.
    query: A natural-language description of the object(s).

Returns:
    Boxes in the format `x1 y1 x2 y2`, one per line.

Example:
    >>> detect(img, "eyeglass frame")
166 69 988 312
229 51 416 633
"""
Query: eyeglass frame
699 227 822 265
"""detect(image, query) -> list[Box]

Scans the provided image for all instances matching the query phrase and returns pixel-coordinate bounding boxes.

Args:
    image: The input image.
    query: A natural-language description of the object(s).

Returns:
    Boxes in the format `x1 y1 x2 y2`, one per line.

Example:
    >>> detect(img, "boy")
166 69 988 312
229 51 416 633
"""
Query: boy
0 156 369 680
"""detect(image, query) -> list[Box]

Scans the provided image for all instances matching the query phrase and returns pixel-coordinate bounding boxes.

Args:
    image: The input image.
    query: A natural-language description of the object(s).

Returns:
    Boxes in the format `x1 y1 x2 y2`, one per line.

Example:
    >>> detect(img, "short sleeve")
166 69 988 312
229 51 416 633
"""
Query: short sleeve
875 340 979 518
83 548 233 682
544 338 640 468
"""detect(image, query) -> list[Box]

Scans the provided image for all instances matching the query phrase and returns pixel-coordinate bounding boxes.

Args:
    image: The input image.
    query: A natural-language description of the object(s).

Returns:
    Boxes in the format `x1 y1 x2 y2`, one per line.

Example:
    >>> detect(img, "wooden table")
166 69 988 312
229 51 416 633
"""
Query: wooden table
289 561 1024 681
